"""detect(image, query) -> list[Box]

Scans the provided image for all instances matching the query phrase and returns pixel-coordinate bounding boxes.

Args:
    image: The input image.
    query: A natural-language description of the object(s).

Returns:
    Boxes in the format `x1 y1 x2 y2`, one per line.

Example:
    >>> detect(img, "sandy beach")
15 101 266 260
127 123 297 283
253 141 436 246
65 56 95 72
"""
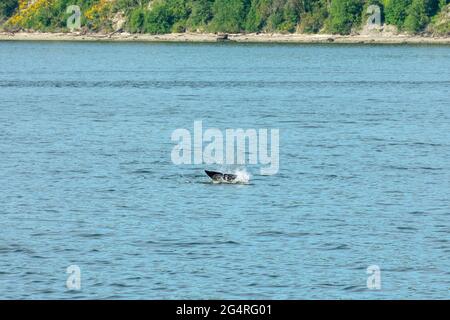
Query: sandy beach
1 31 450 44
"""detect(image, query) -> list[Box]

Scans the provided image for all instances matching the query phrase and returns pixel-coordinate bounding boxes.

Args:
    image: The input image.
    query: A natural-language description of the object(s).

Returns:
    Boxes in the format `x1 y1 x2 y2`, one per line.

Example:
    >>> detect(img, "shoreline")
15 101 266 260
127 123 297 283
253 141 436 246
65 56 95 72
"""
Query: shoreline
1 31 450 44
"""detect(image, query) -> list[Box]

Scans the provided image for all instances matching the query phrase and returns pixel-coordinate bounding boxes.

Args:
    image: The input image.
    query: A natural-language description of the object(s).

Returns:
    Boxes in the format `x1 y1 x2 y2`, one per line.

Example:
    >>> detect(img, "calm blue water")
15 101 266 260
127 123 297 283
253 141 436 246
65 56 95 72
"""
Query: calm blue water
0 42 449 299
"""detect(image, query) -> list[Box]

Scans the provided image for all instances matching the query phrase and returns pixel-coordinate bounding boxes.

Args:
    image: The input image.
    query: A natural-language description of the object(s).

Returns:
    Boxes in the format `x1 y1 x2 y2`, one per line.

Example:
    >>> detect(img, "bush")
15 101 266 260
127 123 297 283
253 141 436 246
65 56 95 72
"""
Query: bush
5 0 101 32
172 20 186 32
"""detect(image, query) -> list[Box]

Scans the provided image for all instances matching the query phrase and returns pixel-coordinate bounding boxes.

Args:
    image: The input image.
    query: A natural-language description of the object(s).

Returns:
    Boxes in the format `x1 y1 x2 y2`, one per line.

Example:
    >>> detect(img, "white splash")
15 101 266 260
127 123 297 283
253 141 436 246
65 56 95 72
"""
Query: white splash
233 169 251 184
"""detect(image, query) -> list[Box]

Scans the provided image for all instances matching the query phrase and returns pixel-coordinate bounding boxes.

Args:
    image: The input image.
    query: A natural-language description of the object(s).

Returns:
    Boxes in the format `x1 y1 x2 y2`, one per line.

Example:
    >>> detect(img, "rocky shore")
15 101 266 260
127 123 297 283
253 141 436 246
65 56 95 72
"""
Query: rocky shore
1 31 450 44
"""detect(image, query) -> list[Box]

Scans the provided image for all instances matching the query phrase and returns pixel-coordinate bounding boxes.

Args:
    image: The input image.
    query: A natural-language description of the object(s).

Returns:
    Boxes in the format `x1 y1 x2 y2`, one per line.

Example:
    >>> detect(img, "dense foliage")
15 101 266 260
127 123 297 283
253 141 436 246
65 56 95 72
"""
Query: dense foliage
1 0 449 35
0 0 18 21
328 0 364 34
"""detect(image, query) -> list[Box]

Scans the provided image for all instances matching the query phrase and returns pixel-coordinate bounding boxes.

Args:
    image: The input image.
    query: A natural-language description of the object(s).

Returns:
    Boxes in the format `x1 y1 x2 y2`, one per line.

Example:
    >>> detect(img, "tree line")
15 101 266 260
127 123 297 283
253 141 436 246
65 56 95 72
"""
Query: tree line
1 0 449 35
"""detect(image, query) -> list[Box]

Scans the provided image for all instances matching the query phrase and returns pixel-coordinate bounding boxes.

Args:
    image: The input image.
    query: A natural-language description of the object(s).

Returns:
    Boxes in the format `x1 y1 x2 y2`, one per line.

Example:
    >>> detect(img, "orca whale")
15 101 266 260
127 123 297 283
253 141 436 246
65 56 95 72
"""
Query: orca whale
205 170 237 182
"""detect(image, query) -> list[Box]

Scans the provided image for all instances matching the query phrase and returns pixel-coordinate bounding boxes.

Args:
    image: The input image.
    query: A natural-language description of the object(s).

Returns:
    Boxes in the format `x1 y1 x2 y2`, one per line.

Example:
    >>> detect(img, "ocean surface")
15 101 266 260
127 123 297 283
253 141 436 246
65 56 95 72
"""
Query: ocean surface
0 41 449 299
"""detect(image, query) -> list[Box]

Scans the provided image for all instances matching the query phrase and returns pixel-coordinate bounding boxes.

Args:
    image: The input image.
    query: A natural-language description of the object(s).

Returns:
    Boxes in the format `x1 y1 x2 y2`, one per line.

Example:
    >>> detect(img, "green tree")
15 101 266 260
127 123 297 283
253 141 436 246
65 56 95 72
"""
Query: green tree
186 0 214 30
128 8 146 32
144 2 172 33
2 0 447 35
328 0 364 34
404 0 431 32
384 0 412 28
115 0 147 13
439 0 449 9
425 0 441 16
244 0 272 32
298 0 329 34
266 10 284 31
210 0 249 32
140 0 189 34
430 1 449 35
0 0 18 21
280 0 302 32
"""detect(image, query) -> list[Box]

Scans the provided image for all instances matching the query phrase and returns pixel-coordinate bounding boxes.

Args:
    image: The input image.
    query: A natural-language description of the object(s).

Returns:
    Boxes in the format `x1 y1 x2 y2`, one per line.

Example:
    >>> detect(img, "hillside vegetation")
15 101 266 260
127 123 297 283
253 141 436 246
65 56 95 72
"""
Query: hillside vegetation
1 0 449 35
